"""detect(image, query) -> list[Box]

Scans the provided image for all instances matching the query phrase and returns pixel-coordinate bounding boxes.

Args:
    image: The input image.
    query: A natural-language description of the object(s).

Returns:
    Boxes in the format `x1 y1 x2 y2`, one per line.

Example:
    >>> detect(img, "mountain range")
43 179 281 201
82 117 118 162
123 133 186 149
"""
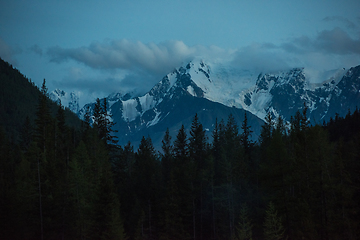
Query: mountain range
50 59 360 148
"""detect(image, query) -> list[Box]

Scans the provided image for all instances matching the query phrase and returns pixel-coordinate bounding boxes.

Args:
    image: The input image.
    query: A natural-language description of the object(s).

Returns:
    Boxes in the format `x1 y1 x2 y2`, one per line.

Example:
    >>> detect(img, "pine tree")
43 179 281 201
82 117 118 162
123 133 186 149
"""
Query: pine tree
14 147 38 239
0 128 17 238
19 116 33 150
172 125 193 238
161 128 173 186
160 171 186 240
134 136 161 239
234 204 253 240
211 118 226 238
188 113 209 240
259 112 273 147
263 202 285 240
116 142 137 238
93 98 118 147
101 98 118 147
83 105 92 128
240 111 255 183
93 98 102 127
35 79 51 152
33 79 53 240
240 112 253 156
220 114 242 239
173 125 188 160
68 141 94 239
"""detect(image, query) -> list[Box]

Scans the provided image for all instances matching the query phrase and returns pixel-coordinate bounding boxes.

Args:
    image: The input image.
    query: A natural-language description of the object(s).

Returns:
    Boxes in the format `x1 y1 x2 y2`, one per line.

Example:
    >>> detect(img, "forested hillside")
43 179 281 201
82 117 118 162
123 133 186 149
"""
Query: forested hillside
0 58 81 142
1 58 360 239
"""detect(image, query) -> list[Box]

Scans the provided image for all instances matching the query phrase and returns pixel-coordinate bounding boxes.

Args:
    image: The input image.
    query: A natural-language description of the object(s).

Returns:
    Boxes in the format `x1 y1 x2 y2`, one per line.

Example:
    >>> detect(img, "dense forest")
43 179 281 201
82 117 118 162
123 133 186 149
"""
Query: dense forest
1 60 360 240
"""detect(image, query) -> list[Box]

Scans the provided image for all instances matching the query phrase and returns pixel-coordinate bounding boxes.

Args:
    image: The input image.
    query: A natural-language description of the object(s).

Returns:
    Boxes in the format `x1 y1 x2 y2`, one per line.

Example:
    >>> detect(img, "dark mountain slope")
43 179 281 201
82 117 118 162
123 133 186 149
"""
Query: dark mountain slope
0 58 82 142
114 93 264 149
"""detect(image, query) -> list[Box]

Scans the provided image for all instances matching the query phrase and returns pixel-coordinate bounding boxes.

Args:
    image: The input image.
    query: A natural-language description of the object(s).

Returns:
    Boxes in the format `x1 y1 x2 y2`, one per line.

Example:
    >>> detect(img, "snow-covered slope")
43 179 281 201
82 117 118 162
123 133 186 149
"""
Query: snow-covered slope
240 67 349 122
49 89 80 113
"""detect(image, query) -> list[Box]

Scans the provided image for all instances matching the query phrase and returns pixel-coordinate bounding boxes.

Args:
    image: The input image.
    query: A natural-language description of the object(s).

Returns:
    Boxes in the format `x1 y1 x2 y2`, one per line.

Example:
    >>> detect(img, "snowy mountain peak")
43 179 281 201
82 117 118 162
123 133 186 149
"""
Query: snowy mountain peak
49 89 80 113
77 60 360 148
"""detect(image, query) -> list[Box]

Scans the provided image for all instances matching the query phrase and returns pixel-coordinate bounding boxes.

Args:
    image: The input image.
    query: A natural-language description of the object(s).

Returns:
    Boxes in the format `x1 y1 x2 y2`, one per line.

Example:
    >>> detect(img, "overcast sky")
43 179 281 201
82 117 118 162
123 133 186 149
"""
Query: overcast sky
1 0 360 106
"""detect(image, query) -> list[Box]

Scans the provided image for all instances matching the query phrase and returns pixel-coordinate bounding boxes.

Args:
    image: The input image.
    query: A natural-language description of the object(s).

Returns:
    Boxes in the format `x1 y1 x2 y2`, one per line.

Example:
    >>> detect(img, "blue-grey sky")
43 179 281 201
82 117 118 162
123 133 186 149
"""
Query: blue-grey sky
1 0 360 105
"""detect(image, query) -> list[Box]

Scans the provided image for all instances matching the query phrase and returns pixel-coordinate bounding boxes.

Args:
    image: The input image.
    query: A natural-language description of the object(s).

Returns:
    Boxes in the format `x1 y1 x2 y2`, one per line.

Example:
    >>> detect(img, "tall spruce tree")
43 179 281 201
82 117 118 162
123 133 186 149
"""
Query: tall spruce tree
134 136 161 240
161 128 173 184
173 125 193 239
235 204 253 240
263 202 285 240
222 114 242 239
189 113 210 240
33 79 53 240
240 112 253 156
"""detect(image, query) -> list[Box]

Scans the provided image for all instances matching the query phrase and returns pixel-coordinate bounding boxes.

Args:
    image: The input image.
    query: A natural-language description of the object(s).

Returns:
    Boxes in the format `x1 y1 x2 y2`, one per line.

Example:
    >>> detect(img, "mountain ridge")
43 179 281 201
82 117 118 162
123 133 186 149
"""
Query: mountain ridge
52 59 360 148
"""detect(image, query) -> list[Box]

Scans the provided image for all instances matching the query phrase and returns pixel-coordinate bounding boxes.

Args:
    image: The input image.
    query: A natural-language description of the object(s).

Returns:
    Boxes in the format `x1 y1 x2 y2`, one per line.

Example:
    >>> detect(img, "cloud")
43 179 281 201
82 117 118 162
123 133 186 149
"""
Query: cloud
323 16 357 30
281 27 360 55
47 40 230 76
53 67 121 93
30 44 43 56
315 28 360 55
0 37 17 64
231 43 291 73
229 26 360 80
52 65 161 106
47 32 360 82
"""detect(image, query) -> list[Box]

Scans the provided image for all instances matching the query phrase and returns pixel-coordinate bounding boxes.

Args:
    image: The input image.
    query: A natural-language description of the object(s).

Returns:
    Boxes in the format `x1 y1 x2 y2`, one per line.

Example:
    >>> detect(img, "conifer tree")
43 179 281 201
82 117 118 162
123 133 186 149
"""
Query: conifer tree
68 141 94 239
160 170 186 240
212 118 226 184
101 98 118 147
264 202 285 240
188 113 209 240
161 128 173 186
93 98 102 127
235 204 253 240
259 112 273 146
134 136 161 239
172 125 193 237
116 141 137 238
220 114 242 239
0 128 17 238
14 146 37 239
19 116 33 150
240 112 253 156
240 112 255 182
173 125 188 160
35 79 51 152
83 105 92 128
33 79 53 240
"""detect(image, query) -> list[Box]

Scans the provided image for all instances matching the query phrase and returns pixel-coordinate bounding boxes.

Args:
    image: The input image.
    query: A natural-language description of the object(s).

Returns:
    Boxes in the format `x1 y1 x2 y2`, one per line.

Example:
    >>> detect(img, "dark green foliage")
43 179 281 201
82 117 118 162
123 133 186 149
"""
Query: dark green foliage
234 204 253 240
0 62 126 239
263 202 285 240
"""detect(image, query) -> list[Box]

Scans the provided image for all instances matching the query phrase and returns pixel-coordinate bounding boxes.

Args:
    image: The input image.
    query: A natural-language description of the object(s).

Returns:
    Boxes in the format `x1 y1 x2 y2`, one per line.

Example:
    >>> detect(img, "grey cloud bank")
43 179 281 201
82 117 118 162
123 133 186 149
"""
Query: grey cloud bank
323 16 357 30
47 40 230 75
46 26 360 79
282 28 360 55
